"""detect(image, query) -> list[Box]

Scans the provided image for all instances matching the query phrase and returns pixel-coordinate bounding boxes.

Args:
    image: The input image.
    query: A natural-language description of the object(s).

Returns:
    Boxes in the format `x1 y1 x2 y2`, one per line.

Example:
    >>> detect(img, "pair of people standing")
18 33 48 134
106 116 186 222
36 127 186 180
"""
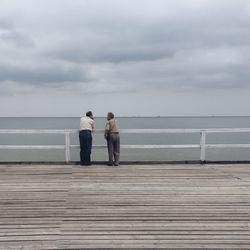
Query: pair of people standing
79 111 120 166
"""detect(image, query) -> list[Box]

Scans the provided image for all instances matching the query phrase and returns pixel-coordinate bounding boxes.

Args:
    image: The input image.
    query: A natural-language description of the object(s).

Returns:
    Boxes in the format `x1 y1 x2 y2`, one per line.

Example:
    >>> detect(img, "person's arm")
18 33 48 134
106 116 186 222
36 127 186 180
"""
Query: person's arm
91 120 95 131
79 117 82 131
104 121 110 139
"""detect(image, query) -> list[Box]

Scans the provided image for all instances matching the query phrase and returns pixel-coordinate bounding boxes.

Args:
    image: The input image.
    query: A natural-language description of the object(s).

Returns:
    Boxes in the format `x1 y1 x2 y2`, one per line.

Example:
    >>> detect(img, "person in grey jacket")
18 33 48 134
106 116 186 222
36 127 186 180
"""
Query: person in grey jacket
104 112 120 166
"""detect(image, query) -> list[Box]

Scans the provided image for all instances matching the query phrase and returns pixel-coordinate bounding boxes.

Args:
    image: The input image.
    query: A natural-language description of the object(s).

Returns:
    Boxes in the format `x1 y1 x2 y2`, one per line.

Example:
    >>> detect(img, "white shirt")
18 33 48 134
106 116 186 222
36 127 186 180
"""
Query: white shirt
80 117 94 131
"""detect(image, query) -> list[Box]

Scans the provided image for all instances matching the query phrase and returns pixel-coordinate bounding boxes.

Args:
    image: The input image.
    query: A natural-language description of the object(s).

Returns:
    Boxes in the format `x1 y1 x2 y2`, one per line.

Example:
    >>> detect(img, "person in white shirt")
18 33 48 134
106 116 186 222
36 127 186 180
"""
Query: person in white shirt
79 111 94 165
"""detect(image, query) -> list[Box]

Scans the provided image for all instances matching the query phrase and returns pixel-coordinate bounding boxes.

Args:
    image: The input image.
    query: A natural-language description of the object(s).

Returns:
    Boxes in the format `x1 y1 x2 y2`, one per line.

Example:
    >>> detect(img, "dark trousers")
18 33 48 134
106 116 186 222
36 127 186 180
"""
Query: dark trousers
107 133 120 164
79 130 92 165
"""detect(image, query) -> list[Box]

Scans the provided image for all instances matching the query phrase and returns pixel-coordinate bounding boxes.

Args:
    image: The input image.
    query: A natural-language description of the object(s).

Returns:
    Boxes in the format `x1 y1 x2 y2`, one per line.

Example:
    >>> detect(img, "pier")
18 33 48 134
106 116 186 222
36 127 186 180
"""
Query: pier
0 163 249 249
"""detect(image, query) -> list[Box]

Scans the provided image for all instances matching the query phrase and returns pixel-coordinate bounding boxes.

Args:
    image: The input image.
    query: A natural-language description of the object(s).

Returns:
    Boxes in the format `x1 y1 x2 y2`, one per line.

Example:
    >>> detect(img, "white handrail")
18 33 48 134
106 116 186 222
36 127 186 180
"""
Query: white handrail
1 128 250 133
0 128 250 163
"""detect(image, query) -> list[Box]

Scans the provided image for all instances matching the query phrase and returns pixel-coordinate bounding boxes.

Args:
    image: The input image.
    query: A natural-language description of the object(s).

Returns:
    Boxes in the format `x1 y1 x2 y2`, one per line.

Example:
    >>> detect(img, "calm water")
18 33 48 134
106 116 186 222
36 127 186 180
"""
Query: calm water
1 116 250 162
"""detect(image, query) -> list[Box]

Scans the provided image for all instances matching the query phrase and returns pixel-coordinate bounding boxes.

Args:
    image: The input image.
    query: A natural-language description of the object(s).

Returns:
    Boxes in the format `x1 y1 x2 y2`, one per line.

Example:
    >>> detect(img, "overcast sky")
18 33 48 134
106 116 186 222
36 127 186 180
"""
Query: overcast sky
0 0 250 117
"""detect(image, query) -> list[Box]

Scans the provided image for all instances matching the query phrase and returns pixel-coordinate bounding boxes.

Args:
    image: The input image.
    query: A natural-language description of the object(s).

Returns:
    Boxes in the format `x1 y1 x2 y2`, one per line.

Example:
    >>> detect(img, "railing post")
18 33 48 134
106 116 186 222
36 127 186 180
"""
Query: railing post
200 130 206 163
65 132 70 163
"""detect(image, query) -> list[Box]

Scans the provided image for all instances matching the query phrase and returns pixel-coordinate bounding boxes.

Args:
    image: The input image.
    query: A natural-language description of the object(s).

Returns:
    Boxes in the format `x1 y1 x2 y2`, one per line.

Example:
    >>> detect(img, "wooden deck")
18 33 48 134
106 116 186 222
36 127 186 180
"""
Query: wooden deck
0 164 249 249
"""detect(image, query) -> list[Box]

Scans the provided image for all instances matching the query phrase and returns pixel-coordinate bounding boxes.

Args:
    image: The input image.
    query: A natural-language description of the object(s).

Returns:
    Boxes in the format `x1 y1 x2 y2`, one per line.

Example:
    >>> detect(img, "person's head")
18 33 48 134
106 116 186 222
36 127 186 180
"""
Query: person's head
107 112 114 120
86 111 93 119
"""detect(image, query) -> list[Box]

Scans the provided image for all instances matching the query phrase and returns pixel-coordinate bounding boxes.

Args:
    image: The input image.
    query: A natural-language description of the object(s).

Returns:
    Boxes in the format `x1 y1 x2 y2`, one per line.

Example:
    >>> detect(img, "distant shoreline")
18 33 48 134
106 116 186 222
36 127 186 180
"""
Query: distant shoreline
1 116 250 118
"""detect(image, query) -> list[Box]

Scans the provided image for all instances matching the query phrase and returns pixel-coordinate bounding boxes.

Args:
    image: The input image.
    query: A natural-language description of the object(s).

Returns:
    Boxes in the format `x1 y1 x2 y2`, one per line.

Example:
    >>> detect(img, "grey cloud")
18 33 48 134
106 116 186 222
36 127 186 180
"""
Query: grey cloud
48 45 174 64
0 18 34 48
44 4 250 65
91 44 250 92
0 20 13 30
0 31 35 48
0 63 93 86
1 0 250 116
0 0 250 95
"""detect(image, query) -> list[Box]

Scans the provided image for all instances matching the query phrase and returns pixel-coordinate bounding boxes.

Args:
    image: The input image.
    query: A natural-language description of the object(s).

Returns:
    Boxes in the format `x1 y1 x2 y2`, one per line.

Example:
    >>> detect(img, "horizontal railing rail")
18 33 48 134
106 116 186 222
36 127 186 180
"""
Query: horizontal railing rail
1 128 250 163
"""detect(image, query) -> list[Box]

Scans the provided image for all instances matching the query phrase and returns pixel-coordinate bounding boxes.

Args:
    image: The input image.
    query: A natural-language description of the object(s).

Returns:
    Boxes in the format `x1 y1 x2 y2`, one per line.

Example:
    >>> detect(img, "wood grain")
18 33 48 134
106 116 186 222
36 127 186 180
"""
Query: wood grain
0 164 249 249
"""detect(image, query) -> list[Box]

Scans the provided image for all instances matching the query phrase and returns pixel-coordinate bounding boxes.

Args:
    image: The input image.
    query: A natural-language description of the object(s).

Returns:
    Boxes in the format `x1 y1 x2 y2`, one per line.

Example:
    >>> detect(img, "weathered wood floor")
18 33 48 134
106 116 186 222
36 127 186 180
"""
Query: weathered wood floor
0 164 249 249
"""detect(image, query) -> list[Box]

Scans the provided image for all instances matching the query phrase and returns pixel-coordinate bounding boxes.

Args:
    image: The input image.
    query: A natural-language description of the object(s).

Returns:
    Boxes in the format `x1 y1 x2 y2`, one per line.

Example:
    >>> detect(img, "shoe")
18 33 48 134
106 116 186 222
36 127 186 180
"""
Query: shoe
114 163 119 166
107 162 113 166
80 163 91 166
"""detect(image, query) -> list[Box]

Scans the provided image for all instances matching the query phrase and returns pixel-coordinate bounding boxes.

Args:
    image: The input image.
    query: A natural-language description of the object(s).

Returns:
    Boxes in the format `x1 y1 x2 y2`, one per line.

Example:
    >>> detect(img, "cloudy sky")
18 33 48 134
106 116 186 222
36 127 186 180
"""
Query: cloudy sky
0 0 250 117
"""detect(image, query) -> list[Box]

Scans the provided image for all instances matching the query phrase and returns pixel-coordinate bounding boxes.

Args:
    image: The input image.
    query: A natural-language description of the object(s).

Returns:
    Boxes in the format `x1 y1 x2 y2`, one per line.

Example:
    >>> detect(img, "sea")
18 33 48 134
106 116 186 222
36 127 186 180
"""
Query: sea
1 116 250 162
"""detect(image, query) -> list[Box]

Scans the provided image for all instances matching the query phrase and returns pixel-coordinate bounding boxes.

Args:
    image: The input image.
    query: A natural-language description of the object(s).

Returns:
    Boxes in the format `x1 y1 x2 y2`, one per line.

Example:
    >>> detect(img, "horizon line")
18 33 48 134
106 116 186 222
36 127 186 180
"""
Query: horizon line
1 115 250 118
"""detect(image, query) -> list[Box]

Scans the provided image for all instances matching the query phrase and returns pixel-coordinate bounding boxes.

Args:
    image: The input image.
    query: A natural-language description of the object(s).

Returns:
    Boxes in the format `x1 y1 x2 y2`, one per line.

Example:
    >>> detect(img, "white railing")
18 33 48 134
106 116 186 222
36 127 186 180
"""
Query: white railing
0 128 250 163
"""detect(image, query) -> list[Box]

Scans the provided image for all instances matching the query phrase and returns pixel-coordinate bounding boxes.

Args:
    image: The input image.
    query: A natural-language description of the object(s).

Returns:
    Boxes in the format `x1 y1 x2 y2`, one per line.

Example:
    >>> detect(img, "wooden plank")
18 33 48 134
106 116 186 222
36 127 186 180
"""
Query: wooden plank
0 164 249 249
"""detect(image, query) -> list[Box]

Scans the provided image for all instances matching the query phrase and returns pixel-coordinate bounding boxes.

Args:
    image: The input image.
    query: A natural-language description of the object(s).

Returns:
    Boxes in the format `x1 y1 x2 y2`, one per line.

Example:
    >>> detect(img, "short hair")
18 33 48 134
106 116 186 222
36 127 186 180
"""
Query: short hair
107 112 114 119
86 111 93 117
